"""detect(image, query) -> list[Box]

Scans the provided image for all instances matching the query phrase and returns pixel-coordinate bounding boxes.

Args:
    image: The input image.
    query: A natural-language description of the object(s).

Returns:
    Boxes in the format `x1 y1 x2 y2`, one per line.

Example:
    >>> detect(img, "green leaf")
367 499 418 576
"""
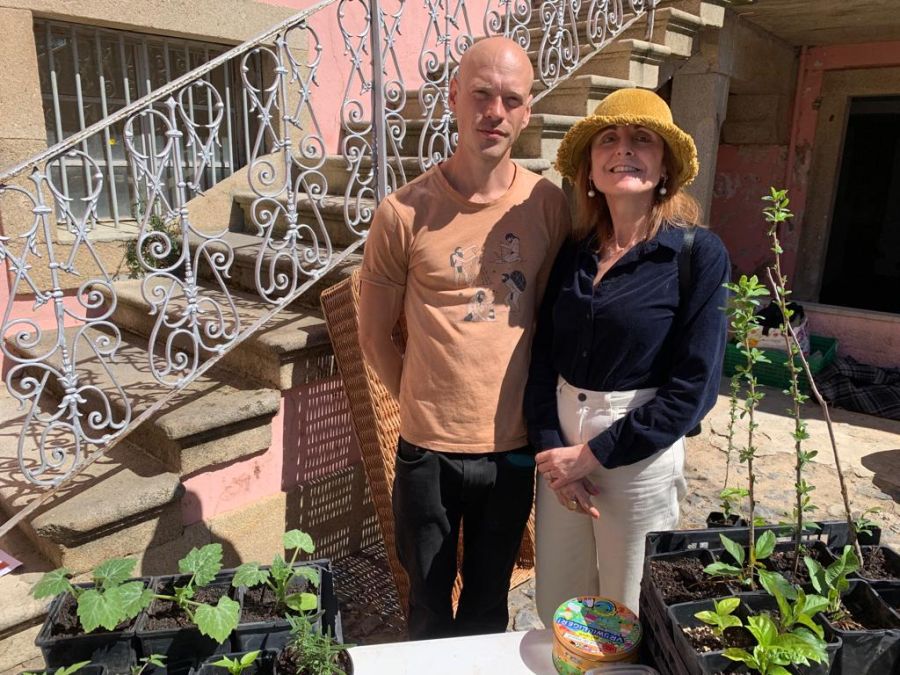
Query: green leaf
145 655 167 668
194 595 240 644
210 656 238 669
56 663 91 675
240 651 260 666
77 587 123 632
694 610 719 626
716 597 741 615
768 667 792 675
747 614 778 647
32 568 74 599
801 593 829 618
232 562 269 589
805 557 827 594
755 530 777 560
118 581 154 620
720 534 745 566
285 591 318 612
283 529 315 554
270 554 291 585
293 565 320 588
723 648 756 666
704 562 743 577
758 569 797 601
93 558 137 589
178 543 223 587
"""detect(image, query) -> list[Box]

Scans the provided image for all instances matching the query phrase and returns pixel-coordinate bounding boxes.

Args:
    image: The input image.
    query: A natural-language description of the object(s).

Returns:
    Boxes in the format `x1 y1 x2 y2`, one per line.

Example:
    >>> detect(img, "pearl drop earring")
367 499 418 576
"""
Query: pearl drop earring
659 179 668 196
587 186 596 197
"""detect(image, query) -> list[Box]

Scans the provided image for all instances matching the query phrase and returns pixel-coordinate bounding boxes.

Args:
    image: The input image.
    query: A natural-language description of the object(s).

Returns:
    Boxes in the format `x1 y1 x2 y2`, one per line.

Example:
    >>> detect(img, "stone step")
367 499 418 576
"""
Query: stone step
0 390 184 573
532 74 637 116
670 0 730 29
5 325 280 477
233 191 369 249
102 278 333 391
575 38 672 88
620 6 705 58
191 230 363 308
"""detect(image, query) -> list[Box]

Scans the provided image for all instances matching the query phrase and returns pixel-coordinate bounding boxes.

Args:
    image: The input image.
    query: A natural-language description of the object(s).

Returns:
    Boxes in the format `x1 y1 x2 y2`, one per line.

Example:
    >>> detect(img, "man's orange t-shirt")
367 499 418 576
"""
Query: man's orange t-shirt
360 164 570 453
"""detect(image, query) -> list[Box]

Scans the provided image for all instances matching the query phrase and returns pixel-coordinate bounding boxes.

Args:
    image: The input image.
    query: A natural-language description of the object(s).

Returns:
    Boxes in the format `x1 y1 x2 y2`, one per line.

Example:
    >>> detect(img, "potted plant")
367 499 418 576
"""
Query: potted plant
230 529 340 651
21 663 104 675
31 559 151 670
198 650 276 675
136 543 241 667
274 615 352 675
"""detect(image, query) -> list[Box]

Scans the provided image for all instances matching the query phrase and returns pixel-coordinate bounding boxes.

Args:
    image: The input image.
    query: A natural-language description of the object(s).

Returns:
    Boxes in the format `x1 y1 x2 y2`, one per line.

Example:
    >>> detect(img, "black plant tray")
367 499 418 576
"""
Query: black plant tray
820 580 900 675
34 578 151 673
197 649 277 675
853 545 900 583
705 512 748 528
870 581 900 617
134 575 239 668
231 559 341 652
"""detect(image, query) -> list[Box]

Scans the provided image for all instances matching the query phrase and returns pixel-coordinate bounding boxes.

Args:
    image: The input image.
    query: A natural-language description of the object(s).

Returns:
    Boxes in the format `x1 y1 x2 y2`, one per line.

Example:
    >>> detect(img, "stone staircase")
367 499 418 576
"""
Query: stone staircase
0 1 729 669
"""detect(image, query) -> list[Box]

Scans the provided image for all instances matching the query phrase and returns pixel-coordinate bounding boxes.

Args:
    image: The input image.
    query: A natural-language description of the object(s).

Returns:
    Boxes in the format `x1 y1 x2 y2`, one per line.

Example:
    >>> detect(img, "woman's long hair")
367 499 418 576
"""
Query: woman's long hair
570 142 703 245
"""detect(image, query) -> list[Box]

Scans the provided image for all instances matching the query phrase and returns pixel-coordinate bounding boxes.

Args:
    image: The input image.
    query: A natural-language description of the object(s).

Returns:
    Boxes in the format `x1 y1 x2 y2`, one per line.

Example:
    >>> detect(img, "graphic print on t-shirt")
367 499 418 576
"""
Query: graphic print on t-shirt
450 245 481 286
501 270 527 311
464 288 496 321
493 233 522 263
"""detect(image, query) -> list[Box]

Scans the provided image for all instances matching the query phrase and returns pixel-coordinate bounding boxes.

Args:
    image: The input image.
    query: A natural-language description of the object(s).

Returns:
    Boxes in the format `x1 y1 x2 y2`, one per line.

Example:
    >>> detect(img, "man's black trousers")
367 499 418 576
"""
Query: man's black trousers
392 437 535 640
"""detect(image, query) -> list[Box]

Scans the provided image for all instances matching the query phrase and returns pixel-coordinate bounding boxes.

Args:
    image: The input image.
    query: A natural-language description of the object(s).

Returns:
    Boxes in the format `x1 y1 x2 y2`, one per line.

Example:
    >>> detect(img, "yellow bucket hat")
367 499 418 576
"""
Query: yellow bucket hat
554 88 699 192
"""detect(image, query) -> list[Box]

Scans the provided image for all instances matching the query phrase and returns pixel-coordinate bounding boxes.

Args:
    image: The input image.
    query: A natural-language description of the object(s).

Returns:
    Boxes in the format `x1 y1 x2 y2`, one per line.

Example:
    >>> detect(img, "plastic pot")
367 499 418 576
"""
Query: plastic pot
705 512 748 528
135 575 238 668
820 580 900 675
855 545 900 583
232 560 340 652
34 579 150 672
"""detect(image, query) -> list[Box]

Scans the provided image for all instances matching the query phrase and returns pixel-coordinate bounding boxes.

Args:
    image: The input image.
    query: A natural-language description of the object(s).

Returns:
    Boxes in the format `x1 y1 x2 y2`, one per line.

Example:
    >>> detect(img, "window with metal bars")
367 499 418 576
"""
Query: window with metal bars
33 19 250 229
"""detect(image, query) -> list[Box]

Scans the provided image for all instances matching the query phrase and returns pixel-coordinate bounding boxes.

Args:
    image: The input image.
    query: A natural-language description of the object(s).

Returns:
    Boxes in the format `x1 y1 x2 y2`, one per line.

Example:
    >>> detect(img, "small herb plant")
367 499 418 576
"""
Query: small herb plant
694 597 742 639
758 569 829 640
232 529 319 614
153 543 240 643
23 662 90 675
132 655 166 675
210 651 260 675
805 544 860 618
31 558 152 632
705 530 777 588
723 273 770 589
718 487 749 523
723 614 829 675
281 614 352 675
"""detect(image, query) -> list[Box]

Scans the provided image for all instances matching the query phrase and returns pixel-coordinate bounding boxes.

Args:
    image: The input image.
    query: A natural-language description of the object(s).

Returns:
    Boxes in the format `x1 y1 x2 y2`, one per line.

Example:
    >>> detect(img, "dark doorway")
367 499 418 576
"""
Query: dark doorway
819 96 900 313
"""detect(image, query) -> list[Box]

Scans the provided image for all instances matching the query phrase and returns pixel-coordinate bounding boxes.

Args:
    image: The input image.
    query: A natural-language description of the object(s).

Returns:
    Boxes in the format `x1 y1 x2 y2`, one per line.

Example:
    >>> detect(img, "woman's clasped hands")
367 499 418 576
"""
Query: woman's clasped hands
535 443 603 519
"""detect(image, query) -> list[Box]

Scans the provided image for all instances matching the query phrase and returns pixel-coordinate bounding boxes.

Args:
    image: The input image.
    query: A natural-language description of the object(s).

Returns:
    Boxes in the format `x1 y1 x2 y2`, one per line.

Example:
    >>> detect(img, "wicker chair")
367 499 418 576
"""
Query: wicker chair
320 268 535 621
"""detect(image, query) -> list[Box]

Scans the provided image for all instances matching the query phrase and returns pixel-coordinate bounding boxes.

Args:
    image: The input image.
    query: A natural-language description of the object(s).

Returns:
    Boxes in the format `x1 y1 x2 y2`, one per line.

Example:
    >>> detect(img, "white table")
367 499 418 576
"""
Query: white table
346 629 659 674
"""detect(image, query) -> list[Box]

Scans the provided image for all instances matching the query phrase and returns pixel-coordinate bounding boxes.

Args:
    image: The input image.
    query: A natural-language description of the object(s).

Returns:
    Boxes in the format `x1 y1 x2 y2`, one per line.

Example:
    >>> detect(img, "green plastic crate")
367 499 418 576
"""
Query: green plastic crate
722 335 838 393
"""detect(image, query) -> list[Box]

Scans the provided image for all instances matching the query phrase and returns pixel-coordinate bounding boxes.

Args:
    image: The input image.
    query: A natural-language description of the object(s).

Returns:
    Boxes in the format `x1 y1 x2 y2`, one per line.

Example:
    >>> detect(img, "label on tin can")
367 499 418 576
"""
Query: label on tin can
552 596 641 664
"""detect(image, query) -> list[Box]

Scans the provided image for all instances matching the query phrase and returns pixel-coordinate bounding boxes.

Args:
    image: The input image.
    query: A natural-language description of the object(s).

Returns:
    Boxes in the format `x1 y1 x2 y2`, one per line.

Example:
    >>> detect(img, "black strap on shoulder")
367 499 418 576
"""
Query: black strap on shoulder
678 227 696 303
678 228 703 437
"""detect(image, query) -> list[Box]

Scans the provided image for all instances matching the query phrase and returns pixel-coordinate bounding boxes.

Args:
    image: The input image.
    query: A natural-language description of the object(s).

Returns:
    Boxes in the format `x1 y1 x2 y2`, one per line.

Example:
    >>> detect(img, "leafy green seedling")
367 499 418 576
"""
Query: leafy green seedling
718 487 749 522
853 507 880 540
758 569 828 640
805 545 860 617
694 597 742 639
210 651 260 675
153 543 240 644
704 530 777 587
232 529 319 614
724 614 829 675
31 558 152 632
282 614 353 675
131 654 166 675
23 662 90 675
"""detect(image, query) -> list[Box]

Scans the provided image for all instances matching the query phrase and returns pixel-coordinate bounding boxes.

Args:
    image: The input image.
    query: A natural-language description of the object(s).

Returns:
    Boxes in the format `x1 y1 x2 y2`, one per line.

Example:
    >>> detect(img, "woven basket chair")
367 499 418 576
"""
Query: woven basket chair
320 267 536 621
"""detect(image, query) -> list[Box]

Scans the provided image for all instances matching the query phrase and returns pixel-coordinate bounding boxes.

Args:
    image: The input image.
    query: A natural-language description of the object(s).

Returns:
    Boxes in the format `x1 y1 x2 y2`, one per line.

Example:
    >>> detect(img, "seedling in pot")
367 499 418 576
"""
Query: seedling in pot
705 530 777 588
232 529 319 614
131 655 166 675
723 614 829 675
694 597 742 639
722 273 770 589
209 651 260 675
22 662 90 675
805 544 860 619
718 487 749 524
757 569 829 640
276 614 353 675
31 558 152 632
152 543 240 644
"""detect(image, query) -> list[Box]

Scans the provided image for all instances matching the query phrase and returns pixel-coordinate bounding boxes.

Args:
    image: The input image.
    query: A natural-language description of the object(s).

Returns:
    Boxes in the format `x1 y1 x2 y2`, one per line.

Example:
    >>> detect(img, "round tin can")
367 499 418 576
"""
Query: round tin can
552 596 641 674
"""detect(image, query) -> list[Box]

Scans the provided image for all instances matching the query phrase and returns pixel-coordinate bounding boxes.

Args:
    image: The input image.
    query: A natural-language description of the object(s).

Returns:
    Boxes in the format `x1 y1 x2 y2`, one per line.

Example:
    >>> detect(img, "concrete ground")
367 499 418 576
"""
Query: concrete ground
1 380 898 671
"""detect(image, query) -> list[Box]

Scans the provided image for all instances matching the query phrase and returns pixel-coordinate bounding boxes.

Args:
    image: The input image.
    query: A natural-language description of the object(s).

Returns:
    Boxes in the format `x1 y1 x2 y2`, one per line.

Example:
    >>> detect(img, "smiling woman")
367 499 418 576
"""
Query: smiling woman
524 88 731 623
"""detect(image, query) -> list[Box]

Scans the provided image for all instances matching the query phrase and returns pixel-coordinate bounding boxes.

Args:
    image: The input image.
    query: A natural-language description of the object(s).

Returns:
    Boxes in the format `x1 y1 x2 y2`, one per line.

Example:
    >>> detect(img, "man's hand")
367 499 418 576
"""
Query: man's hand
553 478 601 519
536 443 602 490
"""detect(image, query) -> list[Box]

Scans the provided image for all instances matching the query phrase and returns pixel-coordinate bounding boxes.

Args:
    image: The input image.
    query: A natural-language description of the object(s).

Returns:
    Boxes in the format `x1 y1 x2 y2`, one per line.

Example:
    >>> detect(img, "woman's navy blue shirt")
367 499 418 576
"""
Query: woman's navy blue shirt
524 225 731 468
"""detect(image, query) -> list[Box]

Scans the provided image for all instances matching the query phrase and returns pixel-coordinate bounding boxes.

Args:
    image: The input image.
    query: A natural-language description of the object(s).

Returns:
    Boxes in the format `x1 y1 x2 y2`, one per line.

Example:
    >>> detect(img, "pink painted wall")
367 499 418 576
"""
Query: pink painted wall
181 375 360 524
710 144 787 279
260 0 491 152
806 305 900 370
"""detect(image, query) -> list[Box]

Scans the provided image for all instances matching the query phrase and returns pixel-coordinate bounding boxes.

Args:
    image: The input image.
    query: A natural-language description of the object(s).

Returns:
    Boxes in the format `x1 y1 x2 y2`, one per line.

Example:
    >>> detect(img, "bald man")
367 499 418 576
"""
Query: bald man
359 37 570 638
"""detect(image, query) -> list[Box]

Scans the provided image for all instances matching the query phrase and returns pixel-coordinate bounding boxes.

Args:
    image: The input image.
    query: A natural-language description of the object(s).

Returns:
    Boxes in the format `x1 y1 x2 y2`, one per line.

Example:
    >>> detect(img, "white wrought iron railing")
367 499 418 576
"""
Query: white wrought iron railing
0 0 660 531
